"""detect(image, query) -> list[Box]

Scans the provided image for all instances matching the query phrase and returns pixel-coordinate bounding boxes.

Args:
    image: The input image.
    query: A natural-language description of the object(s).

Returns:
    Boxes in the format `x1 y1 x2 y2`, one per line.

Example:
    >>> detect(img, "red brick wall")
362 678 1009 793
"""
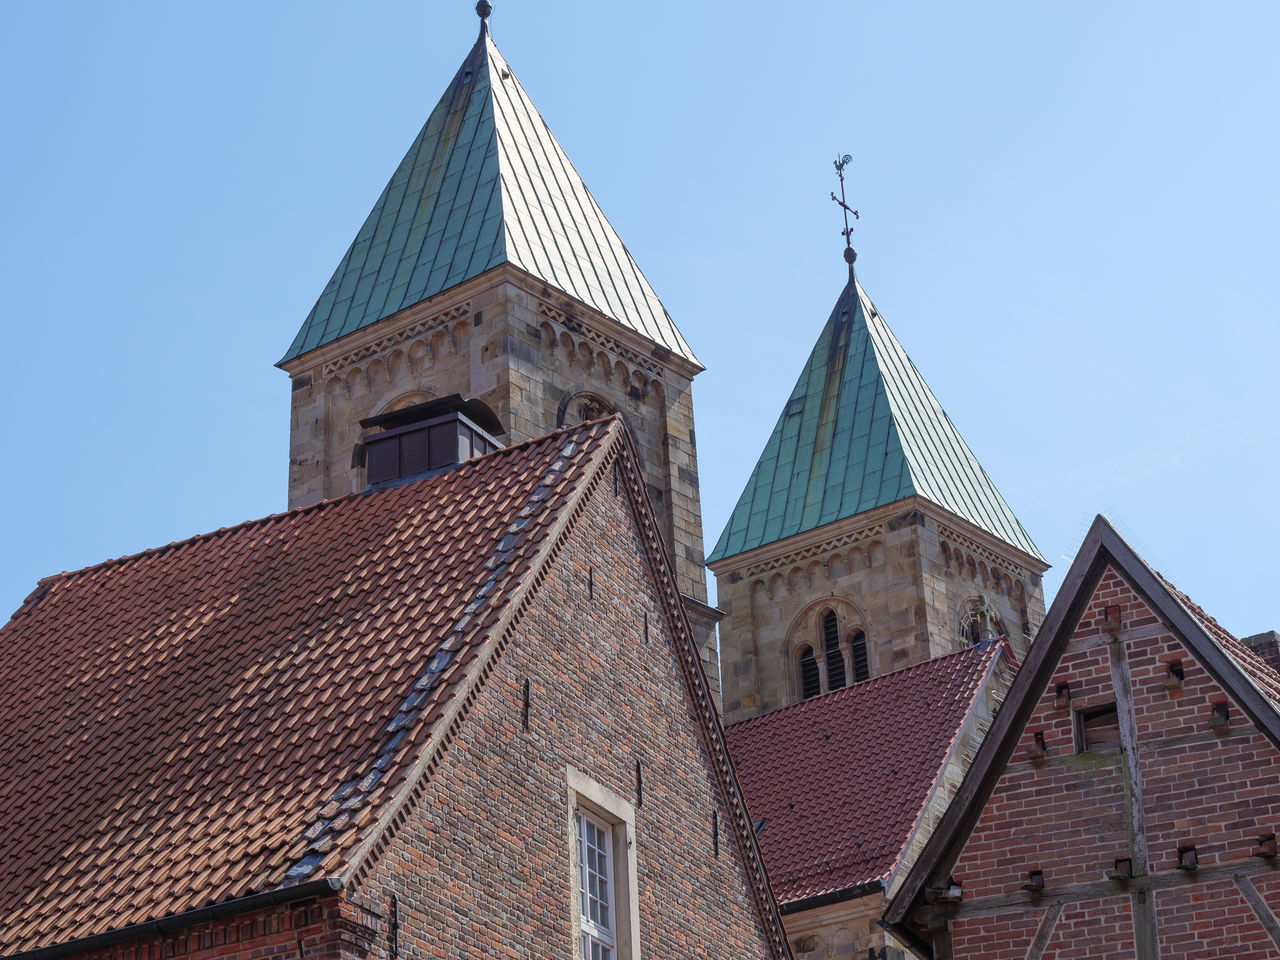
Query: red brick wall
950 910 1042 959
941 565 1280 958
58 896 372 960
353 466 778 958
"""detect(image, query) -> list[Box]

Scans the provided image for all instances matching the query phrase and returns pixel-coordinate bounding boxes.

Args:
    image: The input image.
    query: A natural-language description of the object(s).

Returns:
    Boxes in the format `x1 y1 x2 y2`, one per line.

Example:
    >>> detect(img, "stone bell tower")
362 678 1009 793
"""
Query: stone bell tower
708 256 1047 725
277 5 719 690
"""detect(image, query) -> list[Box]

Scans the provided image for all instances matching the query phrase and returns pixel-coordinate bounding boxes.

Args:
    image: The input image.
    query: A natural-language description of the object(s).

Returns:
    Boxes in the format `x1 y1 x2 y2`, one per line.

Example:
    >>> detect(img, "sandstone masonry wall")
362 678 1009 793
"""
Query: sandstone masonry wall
712 501 1045 725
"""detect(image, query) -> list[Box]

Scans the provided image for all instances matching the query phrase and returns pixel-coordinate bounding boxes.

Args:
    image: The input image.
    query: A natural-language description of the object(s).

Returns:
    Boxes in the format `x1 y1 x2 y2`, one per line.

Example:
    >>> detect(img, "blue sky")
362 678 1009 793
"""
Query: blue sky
1 2 1276 639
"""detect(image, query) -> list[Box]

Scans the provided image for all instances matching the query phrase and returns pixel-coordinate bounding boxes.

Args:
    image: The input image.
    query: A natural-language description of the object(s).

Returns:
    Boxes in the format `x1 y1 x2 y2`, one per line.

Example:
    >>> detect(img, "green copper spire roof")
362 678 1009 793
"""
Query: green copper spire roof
281 24 697 366
708 275 1043 564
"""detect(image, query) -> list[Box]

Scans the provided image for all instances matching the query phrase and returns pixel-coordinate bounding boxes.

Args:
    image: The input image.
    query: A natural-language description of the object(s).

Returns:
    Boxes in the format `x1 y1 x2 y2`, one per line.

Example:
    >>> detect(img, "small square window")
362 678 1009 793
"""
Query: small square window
1076 704 1121 753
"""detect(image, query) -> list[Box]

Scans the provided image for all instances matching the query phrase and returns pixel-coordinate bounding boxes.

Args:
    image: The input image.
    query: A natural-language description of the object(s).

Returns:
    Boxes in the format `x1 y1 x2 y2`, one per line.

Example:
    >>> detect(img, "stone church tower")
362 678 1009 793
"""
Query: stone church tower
708 268 1048 725
277 8 719 686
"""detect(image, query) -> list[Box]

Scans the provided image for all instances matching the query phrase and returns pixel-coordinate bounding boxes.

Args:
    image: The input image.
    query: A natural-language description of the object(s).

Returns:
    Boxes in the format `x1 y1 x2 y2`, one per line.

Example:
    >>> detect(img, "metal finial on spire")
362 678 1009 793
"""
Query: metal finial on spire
476 0 492 36
830 154 859 277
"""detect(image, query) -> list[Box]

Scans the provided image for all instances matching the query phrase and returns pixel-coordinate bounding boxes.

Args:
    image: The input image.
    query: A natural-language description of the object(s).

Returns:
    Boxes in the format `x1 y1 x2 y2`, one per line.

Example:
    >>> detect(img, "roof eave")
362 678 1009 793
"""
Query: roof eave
2 879 343 960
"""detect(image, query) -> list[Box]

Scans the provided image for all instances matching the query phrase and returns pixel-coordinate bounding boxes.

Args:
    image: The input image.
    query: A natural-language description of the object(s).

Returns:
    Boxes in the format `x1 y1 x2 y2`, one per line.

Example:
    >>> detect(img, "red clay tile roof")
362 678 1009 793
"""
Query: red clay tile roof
724 643 1006 906
0 420 615 955
1158 577 1280 710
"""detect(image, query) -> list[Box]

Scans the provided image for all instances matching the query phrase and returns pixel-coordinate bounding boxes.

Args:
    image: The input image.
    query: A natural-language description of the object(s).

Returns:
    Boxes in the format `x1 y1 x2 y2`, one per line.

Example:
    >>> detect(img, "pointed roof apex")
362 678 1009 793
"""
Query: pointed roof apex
281 18 698 368
708 274 1043 566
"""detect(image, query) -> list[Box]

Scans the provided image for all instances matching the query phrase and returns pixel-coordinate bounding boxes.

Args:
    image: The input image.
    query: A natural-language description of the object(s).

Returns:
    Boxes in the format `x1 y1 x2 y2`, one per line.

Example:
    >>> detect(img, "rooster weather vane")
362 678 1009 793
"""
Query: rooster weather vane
831 154 859 275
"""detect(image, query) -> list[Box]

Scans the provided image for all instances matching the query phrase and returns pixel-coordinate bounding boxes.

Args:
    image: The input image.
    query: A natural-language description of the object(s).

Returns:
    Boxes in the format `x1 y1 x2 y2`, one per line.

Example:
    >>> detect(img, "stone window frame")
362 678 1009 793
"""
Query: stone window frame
957 594 1007 648
786 600 870 702
566 766 641 960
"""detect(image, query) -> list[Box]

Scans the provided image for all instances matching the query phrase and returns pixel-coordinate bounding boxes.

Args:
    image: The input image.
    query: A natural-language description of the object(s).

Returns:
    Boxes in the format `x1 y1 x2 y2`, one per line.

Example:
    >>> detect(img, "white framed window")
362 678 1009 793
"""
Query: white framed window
577 810 616 960
566 767 639 960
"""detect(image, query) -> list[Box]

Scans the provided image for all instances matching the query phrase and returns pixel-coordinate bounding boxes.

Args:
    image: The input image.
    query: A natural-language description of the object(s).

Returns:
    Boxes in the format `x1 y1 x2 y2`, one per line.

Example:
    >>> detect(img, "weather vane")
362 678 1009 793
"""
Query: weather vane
831 154 859 275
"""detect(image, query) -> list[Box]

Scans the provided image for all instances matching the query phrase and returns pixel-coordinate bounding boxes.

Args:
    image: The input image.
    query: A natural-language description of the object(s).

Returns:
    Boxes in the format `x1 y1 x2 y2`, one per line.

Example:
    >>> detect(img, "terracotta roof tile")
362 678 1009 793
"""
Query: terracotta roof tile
1156 575 1280 710
724 643 1004 905
0 420 614 955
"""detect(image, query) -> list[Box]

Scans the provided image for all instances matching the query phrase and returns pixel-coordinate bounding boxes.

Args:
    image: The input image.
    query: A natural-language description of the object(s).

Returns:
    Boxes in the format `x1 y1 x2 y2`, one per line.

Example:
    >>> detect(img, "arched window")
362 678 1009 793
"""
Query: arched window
823 611 846 690
849 629 869 683
960 595 1006 646
798 645 821 699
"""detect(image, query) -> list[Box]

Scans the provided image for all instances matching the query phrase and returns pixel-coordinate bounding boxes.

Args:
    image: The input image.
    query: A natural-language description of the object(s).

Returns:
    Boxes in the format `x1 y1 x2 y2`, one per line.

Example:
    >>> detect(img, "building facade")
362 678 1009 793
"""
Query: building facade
885 517 1280 959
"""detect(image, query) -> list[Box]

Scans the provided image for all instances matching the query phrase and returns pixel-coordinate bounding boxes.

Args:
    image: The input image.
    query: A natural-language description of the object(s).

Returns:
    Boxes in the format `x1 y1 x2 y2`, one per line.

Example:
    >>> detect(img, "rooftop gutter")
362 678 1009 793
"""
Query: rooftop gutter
3 879 343 960
777 878 884 915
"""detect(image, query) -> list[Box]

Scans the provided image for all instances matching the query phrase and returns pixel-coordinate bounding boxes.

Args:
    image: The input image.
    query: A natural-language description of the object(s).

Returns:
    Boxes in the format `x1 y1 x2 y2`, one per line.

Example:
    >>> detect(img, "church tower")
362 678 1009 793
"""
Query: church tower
277 6 719 686
708 256 1048 725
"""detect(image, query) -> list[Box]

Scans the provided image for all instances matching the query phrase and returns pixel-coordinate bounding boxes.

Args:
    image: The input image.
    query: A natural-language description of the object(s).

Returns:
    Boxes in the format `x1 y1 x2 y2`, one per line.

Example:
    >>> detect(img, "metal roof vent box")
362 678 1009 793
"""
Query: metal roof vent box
358 395 505 488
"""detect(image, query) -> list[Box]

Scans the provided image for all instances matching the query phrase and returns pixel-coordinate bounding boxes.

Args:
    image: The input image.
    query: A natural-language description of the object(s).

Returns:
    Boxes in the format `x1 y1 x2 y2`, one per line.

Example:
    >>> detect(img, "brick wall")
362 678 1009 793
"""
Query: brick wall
351 461 778 958
938 565 1280 958
58 896 376 960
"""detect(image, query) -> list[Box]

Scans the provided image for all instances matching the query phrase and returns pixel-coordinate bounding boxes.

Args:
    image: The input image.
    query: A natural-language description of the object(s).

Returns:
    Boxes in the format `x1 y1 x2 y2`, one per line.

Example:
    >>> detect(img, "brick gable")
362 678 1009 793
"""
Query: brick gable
354 454 780 957
885 516 1280 958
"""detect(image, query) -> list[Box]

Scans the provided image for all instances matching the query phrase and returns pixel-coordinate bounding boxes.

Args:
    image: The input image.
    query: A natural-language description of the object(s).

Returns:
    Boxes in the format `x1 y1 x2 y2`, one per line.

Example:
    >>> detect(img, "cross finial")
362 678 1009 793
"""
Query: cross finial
830 154 859 278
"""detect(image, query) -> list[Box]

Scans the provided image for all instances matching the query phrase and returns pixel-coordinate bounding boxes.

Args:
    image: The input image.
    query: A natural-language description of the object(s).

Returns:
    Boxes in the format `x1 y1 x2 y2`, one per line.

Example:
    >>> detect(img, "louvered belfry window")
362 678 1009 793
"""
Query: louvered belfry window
850 629 870 683
823 612 846 690
799 645 821 700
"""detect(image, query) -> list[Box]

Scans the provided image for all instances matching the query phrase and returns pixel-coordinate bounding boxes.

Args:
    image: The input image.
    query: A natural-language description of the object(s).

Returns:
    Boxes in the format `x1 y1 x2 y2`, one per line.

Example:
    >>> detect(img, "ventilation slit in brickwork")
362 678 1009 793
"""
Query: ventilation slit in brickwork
521 678 531 733
799 645 820 699
1209 700 1230 729
635 760 643 807
849 629 869 683
1177 845 1198 871
823 612 846 690
712 809 720 858
643 610 649 644
587 567 594 600
387 893 399 959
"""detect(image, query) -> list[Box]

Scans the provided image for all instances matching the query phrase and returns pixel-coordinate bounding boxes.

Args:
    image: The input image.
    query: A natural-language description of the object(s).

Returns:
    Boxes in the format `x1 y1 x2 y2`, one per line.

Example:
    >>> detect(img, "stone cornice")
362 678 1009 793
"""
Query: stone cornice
279 262 703 383
709 494 1048 583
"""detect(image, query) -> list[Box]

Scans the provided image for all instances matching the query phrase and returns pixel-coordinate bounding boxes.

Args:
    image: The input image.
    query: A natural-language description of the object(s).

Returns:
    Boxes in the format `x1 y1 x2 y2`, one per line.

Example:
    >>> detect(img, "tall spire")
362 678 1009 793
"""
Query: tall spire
708 276 1043 565
281 12 698 367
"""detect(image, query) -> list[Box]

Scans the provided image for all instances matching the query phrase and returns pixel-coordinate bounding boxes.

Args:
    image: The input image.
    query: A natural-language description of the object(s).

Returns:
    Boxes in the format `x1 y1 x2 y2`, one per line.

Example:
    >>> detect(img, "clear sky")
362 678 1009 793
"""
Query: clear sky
1 2 1276 640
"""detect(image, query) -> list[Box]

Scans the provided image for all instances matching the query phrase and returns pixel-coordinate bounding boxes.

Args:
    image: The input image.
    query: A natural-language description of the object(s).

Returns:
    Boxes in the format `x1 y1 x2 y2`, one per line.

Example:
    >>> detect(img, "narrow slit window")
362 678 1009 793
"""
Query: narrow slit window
823 612 846 690
799 645 821 700
849 629 869 683
1077 703 1121 753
